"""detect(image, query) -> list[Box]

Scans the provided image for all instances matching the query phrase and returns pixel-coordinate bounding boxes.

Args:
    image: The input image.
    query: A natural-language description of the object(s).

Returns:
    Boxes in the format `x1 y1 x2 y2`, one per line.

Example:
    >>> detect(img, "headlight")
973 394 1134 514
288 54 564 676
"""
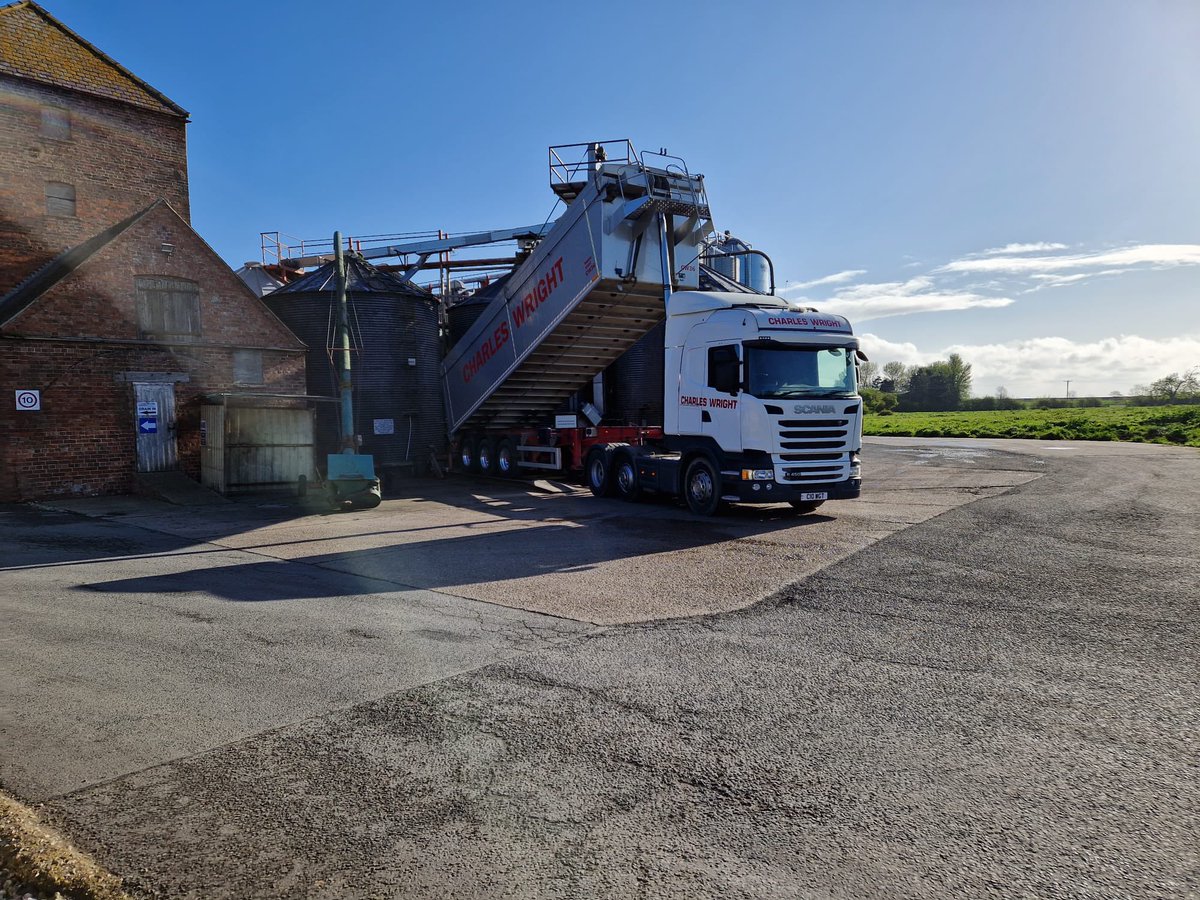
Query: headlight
849 451 861 478
741 469 774 481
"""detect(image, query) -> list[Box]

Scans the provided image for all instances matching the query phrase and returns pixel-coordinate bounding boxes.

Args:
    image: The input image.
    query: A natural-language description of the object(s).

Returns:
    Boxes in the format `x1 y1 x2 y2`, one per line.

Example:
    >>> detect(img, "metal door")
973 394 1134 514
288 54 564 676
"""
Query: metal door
134 382 177 472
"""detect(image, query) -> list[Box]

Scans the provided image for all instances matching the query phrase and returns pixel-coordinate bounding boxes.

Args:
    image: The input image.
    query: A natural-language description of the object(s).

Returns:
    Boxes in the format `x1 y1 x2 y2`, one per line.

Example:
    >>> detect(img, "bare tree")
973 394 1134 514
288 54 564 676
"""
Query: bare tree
857 360 879 388
1147 368 1200 403
881 361 910 393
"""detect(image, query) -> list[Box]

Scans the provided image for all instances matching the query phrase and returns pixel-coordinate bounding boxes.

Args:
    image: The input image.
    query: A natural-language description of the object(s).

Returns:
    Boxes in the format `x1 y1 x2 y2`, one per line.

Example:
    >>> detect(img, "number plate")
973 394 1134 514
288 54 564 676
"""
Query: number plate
800 492 828 502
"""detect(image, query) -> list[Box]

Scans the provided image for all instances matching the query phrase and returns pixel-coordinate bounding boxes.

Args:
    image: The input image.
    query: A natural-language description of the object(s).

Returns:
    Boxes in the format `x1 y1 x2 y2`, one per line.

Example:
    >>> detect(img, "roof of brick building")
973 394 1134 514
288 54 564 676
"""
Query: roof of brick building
0 1 188 118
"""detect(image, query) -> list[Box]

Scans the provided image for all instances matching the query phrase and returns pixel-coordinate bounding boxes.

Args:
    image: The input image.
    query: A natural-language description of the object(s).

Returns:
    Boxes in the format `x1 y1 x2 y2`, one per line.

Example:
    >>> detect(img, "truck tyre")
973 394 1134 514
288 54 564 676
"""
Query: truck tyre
788 499 825 515
585 446 615 497
613 450 641 502
684 456 723 516
478 438 497 475
496 437 517 478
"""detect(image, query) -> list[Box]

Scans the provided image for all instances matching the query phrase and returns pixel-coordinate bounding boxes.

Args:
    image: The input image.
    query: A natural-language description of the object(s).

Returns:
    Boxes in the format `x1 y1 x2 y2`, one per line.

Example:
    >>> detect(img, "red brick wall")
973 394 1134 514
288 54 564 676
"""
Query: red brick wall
0 74 189 287
1 205 307 503
6 202 303 348
0 341 305 502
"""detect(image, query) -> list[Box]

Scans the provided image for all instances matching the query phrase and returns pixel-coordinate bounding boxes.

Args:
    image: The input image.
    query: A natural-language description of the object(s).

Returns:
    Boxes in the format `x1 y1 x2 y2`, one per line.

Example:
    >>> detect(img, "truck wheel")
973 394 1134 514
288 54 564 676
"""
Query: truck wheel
788 500 825 515
613 451 641 502
585 447 615 497
496 438 517 478
684 457 723 516
478 438 497 474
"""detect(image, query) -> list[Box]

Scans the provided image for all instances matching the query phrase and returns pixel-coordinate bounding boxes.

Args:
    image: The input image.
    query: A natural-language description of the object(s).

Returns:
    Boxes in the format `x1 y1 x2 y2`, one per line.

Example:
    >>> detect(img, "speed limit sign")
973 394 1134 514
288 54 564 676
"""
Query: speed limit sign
15 390 41 411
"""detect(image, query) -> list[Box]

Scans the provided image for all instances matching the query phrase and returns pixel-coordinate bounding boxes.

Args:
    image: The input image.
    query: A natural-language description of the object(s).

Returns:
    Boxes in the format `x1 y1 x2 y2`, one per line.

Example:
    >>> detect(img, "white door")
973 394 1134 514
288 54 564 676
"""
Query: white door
134 382 177 472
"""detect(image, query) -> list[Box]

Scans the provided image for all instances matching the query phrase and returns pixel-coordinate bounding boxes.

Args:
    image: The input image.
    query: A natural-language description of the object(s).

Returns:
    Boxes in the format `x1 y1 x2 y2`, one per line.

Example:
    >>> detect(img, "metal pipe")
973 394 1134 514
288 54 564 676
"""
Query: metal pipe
333 231 355 450
658 212 672 306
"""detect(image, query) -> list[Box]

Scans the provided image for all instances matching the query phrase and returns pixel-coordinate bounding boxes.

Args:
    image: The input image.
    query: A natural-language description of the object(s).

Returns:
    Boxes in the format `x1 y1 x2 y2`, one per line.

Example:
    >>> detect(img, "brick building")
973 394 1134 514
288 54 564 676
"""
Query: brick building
0 2 307 502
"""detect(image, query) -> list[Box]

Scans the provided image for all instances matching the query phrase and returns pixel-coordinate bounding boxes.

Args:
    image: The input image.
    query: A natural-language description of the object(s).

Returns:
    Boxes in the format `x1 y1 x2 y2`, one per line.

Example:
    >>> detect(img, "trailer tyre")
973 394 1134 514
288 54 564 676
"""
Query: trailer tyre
613 450 641 502
585 447 616 497
458 437 479 473
496 438 517 478
684 456 723 516
478 438 497 475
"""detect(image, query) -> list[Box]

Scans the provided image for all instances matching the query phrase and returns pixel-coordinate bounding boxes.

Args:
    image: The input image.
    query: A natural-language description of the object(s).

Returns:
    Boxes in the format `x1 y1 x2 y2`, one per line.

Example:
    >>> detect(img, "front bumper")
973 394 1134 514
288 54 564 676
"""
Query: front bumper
722 476 861 504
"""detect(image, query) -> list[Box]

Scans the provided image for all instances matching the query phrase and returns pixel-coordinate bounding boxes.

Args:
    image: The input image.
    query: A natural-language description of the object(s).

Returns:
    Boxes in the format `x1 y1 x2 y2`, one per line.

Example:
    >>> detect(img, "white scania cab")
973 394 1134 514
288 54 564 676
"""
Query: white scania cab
586 290 863 515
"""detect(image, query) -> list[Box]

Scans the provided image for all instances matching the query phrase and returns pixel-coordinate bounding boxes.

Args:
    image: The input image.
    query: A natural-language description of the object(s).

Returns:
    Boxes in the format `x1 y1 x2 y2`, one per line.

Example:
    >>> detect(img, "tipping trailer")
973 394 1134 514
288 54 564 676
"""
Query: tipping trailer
442 140 863 515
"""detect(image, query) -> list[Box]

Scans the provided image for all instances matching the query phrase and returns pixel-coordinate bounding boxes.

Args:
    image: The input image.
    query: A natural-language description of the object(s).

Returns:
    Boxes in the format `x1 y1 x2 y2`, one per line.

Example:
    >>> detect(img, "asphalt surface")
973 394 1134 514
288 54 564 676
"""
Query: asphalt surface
2 438 1197 898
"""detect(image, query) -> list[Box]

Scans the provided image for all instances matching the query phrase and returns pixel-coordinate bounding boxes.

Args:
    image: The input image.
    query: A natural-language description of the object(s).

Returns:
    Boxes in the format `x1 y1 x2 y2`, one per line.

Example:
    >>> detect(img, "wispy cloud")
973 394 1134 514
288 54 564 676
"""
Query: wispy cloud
858 332 1200 396
785 240 1200 327
804 276 1014 322
980 242 1068 255
781 269 865 292
938 243 1200 275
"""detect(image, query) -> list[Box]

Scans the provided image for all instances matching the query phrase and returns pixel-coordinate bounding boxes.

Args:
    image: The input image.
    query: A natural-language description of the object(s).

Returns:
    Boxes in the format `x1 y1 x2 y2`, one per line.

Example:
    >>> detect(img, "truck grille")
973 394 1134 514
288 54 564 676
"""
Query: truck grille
773 416 854 482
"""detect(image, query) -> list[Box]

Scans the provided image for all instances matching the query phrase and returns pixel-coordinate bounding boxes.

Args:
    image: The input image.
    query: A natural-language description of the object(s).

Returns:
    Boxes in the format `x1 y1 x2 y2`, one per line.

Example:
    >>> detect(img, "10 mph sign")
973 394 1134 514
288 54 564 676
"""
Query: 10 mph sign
15 390 40 411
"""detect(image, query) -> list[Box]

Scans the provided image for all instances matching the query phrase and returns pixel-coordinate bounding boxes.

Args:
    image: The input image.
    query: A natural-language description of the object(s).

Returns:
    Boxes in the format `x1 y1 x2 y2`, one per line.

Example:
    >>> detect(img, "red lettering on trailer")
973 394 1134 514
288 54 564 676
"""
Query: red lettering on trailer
511 257 566 329
461 321 511 383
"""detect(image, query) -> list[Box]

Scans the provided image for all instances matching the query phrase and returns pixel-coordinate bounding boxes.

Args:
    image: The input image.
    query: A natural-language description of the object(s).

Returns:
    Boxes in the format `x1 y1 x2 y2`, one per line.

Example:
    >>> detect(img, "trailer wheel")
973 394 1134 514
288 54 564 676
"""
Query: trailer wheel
458 437 478 473
496 438 517 478
613 451 641 502
585 447 615 497
788 500 825 515
684 457 723 516
478 438 497 475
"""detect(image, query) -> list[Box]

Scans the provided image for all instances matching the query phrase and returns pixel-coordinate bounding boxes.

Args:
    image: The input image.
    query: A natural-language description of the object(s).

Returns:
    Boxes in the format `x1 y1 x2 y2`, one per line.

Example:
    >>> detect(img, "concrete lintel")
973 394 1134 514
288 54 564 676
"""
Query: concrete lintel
114 372 190 383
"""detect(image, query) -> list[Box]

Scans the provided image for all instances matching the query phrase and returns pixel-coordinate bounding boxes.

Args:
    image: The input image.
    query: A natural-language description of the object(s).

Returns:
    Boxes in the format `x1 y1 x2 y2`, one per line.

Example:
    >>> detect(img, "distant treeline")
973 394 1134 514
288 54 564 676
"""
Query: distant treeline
860 359 1200 415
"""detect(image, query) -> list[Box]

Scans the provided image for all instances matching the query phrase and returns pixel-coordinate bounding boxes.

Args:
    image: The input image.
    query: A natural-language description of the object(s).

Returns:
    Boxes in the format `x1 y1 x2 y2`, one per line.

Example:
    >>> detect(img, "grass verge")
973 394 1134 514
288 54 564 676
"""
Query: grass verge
864 405 1200 447
0 789 130 900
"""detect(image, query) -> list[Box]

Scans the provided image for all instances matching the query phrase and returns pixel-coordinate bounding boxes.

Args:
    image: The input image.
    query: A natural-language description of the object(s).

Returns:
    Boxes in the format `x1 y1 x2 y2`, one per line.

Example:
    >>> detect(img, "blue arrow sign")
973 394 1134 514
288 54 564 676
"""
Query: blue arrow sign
138 417 158 433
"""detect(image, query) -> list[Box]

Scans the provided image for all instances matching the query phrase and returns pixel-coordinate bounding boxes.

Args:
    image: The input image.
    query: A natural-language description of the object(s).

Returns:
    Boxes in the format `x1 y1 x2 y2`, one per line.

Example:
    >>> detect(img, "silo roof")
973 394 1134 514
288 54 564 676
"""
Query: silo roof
274 255 432 298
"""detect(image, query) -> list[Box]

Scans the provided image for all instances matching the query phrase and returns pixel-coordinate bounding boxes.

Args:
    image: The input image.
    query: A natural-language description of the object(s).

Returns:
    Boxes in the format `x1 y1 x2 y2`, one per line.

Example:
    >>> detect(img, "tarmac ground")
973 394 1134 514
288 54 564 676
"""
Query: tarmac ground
1 437 1196 898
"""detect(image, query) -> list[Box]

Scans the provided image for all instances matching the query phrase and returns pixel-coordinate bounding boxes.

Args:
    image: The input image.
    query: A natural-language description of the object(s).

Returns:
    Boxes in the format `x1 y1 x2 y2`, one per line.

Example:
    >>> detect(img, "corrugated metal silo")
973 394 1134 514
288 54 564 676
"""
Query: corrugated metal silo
265 256 446 475
447 273 511 346
604 319 666 425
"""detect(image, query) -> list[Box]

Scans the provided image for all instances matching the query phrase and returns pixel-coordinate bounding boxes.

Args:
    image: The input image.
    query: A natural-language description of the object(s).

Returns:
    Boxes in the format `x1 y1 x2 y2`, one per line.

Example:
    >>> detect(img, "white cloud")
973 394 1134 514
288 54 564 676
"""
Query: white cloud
811 276 1014 322
781 269 866 292
980 242 1068 255
859 332 1200 396
938 243 1200 275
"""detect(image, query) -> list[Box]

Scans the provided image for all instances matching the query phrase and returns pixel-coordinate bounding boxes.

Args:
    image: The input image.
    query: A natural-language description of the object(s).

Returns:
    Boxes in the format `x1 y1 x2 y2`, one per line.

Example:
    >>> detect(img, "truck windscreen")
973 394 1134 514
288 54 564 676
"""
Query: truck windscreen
744 345 857 399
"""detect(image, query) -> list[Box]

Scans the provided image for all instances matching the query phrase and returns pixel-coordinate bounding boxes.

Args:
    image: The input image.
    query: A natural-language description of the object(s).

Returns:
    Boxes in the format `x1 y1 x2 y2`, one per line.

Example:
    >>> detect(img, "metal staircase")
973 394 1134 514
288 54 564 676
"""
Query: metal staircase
441 141 713 433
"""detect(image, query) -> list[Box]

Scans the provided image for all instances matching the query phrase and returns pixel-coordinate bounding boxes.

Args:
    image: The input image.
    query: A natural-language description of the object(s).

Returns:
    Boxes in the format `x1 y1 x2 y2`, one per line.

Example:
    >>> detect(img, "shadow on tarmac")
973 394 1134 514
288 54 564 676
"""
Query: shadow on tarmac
2 479 829 602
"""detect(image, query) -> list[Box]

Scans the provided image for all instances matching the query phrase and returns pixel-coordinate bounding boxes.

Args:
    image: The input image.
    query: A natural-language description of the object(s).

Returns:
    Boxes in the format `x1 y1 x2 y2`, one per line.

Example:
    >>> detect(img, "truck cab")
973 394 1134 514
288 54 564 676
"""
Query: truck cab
600 290 863 514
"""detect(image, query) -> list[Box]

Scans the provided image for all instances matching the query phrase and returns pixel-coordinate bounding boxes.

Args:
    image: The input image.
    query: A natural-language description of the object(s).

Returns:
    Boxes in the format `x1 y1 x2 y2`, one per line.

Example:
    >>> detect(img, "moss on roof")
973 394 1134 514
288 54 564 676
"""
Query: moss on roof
0 1 188 117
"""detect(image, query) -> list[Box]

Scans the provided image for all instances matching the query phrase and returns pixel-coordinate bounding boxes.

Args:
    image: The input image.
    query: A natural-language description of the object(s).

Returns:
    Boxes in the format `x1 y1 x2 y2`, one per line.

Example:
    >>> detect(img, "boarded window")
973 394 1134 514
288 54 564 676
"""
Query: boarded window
135 276 201 341
233 349 263 385
45 181 75 216
41 106 71 140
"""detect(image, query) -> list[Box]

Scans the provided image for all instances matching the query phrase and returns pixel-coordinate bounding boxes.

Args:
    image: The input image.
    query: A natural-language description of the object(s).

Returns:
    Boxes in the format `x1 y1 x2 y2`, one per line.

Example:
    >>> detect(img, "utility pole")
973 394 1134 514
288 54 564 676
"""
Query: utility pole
1064 379 1071 400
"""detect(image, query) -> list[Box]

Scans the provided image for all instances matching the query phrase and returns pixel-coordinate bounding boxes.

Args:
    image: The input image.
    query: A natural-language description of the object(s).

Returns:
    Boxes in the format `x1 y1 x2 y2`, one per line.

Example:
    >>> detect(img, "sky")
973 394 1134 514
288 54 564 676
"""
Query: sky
41 0 1200 397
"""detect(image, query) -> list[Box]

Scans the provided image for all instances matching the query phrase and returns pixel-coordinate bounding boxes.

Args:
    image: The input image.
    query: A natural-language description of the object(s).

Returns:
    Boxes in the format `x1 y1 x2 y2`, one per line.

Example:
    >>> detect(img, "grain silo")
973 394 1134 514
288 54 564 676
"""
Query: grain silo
264 255 446 478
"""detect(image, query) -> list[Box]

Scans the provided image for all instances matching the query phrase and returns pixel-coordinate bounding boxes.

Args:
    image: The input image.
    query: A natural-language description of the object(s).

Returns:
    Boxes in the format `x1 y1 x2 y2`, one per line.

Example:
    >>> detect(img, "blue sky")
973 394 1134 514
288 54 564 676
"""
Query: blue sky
45 0 1200 396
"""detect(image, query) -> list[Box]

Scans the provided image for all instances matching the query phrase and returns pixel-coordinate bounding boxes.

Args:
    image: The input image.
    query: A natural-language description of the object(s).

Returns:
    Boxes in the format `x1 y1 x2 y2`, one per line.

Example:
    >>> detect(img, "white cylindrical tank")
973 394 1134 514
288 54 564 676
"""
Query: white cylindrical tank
740 252 771 293
705 233 772 292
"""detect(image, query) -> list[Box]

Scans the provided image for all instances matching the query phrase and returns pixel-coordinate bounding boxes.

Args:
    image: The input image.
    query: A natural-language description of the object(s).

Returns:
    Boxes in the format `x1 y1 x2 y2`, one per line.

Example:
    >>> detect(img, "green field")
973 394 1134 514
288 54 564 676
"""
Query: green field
863 405 1200 447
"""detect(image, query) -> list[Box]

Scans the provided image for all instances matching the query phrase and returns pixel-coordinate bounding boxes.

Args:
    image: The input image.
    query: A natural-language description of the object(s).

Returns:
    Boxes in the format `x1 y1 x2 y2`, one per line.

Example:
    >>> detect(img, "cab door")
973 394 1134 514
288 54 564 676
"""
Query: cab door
702 343 741 450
